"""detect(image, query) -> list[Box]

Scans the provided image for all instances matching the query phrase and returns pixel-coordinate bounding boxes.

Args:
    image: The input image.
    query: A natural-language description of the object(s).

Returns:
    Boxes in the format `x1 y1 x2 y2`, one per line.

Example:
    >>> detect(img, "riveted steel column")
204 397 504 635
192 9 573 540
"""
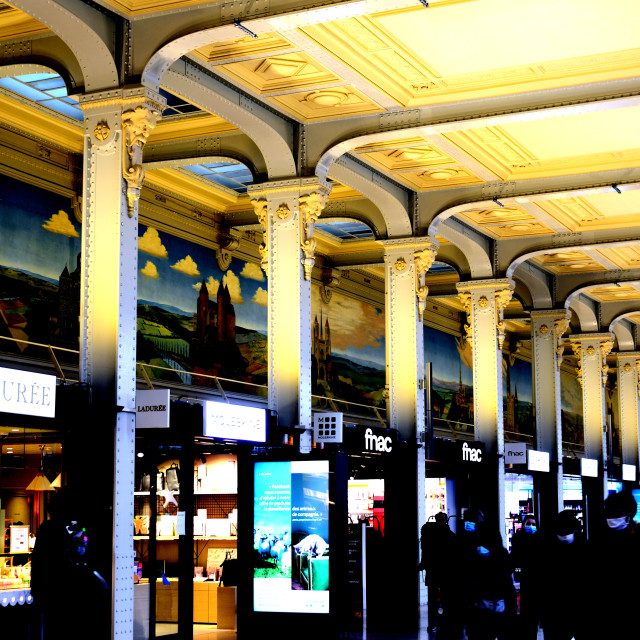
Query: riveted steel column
616 352 640 474
456 279 514 541
569 333 613 536
249 179 330 430
380 238 437 621
79 88 163 640
531 310 570 524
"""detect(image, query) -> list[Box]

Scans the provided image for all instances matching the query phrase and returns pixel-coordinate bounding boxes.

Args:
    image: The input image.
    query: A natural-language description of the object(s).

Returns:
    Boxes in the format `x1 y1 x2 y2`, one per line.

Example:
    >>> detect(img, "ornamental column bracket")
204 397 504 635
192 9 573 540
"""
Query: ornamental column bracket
250 178 331 279
378 236 439 319
569 333 614 388
300 191 329 280
530 310 571 368
456 278 514 349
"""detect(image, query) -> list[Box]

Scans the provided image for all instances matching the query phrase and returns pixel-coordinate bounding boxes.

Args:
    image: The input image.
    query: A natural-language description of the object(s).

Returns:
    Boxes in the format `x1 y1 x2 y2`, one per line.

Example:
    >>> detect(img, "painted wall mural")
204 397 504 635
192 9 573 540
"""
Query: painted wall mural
0 173 81 358
137 225 268 388
423 324 474 433
560 369 584 446
502 355 534 438
309 285 385 408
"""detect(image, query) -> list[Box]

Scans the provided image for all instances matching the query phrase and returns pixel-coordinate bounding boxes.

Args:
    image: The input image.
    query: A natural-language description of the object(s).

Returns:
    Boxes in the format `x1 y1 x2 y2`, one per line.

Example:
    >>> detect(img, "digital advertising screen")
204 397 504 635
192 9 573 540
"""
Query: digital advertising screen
253 459 330 614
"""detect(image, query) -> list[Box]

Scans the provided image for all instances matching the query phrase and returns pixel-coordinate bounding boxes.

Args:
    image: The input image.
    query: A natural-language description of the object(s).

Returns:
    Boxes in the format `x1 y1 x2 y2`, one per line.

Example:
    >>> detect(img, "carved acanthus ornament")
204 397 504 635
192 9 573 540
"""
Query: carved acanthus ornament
600 339 613 387
414 247 437 320
554 316 570 367
571 342 584 388
637 360 640 398
122 105 160 217
252 199 269 276
458 291 473 347
299 192 328 281
494 287 513 350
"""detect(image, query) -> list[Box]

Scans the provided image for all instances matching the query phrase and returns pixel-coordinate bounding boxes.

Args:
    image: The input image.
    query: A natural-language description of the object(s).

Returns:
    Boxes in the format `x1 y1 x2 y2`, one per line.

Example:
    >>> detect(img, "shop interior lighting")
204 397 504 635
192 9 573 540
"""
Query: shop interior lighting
26 472 53 491
50 473 62 489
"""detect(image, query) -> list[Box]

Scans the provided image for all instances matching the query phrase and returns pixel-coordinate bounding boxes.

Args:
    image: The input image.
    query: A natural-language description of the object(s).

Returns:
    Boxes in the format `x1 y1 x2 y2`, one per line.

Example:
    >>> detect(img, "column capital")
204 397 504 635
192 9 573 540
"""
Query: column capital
247 176 331 199
615 351 640 361
569 333 614 388
378 235 439 252
531 310 571 366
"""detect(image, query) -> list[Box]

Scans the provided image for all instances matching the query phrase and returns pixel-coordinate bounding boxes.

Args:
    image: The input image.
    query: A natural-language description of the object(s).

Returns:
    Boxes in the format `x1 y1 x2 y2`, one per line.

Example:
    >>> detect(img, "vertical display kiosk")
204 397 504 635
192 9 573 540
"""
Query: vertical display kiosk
239 450 348 638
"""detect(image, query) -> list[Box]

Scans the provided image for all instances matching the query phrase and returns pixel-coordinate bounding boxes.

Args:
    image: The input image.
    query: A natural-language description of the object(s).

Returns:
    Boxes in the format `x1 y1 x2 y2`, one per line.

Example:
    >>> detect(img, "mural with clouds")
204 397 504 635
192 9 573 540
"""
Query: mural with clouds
137 224 268 388
310 285 385 407
561 370 584 445
0 173 81 358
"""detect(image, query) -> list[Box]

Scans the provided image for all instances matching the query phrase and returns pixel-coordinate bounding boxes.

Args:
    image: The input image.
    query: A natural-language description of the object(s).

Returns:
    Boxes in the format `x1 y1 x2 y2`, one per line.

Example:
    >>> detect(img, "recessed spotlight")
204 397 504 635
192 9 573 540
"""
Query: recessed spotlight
137 452 144 458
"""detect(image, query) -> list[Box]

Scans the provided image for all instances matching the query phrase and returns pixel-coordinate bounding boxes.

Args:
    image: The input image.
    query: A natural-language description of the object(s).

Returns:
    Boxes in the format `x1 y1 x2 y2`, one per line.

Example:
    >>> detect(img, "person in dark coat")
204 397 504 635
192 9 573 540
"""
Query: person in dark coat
539 510 588 640
509 514 543 640
585 490 640 640
419 512 456 631
458 508 516 640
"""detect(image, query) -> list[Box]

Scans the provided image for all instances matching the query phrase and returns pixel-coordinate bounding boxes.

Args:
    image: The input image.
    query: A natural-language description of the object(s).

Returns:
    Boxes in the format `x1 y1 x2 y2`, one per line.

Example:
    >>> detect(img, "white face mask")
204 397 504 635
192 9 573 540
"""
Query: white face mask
557 533 574 544
607 516 629 531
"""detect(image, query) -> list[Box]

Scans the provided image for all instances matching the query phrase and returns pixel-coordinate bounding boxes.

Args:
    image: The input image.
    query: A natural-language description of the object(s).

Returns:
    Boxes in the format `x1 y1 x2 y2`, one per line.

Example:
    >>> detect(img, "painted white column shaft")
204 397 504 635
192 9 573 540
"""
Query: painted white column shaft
531 311 569 510
79 91 162 640
457 279 513 541
249 180 329 429
617 353 640 473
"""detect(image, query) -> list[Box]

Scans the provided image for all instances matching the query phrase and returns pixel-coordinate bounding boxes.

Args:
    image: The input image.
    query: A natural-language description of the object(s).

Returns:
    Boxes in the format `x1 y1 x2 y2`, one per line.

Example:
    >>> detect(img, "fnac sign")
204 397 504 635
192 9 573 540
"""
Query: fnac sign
460 441 484 463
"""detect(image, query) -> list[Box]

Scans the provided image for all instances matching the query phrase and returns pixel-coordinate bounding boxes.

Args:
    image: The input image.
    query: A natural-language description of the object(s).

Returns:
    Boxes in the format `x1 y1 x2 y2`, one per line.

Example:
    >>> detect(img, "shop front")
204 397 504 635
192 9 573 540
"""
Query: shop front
133 395 269 639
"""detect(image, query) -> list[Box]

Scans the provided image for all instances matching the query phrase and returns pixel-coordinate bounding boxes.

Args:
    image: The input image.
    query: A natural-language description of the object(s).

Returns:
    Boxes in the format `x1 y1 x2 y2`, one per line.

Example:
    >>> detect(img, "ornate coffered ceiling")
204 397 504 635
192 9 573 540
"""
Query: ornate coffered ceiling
1 0 640 345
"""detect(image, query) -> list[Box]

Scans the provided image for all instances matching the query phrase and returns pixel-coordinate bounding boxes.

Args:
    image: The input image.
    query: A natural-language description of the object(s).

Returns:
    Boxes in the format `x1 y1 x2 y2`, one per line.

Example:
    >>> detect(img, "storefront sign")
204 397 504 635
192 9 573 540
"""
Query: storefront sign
528 449 550 472
204 400 266 442
505 443 527 465
581 458 599 477
135 389 170 428
343 424 396 454
460 441 484 463
364 427 393 453
0 367 56 418
622 464 636 482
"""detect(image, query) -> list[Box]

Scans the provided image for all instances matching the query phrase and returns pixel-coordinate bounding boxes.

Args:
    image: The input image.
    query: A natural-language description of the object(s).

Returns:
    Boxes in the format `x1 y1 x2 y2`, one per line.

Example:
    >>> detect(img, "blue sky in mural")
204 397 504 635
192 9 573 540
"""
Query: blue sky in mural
138 225 268 333
423 324 472 386
504 356 533 403
0 174 80 281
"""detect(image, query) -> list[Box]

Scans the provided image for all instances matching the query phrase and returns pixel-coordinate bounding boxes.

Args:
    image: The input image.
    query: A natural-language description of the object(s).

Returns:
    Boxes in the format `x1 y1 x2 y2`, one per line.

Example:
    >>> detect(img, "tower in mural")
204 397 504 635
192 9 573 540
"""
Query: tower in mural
191 279 243 383
504 361 519 433
56 252 81 349
312 312 332 387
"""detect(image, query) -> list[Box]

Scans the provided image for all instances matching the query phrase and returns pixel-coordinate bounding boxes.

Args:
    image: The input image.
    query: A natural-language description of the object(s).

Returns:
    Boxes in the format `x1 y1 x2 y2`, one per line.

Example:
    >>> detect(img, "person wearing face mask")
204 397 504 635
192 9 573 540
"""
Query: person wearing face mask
586 490 639 640
539 510 588 640
458 508 516 640
509 515 543 640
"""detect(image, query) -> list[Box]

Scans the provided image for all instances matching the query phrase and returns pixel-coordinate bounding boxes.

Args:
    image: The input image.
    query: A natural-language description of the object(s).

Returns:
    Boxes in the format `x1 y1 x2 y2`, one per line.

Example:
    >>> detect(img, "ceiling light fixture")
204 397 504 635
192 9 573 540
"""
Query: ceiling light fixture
233 20 258 39
611 184 621 194
26 472 53 491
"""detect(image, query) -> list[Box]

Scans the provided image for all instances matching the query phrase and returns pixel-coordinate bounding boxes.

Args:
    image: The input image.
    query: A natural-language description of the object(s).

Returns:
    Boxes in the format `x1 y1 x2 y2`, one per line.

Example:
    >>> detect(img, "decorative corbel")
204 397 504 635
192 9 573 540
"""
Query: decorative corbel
636 360 640 398
122 105 160 218
571 342 584 388
414 246 437 320
458 291 473 347
495 287 513 350
601 339 613 387
216 231 240 272
252 199 269 276
320 267 340 304
299 192 328 281
554 315 570 368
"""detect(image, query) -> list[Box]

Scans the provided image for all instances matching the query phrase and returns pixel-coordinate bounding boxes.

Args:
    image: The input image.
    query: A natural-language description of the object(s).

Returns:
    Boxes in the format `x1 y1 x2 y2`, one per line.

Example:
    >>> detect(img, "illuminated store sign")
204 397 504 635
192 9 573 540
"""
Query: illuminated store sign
528 450 550 473
460 441 484 463
364 427 393 453
581 458 598 477
622 464 636 482
0 367 56 418
204 400 266 442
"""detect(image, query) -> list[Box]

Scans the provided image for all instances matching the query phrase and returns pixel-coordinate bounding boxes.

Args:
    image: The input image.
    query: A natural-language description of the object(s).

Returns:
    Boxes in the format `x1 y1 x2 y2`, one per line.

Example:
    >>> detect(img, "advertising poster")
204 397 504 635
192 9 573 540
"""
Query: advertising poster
253 459 330 613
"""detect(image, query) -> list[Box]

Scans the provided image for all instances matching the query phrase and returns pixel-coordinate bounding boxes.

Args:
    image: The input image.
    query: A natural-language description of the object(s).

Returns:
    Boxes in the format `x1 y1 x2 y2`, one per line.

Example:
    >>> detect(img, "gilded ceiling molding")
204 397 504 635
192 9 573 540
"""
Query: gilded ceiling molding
122 105 161 217
299 191 328 281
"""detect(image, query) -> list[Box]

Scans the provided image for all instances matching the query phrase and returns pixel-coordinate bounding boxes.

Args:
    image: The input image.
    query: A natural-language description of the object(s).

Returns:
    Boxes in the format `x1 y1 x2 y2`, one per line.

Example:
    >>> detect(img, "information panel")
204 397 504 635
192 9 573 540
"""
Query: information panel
253 459 330 614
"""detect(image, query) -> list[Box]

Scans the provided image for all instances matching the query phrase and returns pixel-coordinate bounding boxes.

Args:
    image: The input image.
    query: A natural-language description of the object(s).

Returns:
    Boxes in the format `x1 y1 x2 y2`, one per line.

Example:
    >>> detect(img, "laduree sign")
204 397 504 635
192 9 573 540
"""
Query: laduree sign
0 367 56 418
204 400 266 442
135 389 170 428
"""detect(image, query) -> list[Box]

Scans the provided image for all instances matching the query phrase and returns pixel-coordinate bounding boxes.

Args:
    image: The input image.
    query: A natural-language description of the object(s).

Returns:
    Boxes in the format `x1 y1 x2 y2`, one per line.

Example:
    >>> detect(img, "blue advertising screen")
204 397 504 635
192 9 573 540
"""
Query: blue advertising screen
253 459 330 613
